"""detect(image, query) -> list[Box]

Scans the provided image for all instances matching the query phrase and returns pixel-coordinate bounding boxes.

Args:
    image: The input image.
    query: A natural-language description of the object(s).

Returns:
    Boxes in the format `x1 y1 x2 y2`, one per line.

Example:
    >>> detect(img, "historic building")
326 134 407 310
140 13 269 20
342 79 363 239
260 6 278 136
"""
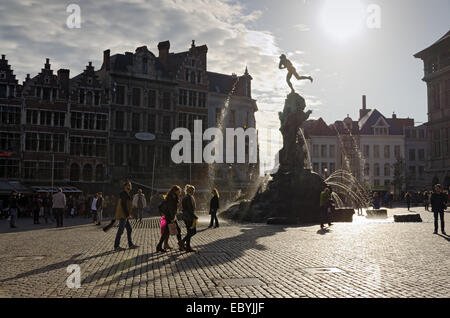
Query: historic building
304 95 425 193
0 41 260 197
414 30 450 189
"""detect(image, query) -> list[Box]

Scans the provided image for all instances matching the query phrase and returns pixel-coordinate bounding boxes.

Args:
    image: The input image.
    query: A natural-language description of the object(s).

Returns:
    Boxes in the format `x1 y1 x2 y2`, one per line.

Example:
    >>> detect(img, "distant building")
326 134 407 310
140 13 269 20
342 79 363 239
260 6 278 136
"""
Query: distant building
304 95 426 193
414 30 450 189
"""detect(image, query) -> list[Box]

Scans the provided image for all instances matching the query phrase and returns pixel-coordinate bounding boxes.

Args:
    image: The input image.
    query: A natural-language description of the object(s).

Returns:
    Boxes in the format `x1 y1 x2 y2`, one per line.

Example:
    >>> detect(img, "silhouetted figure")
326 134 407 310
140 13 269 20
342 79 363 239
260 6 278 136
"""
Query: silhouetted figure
209 189 220 228
279 54 313 93
431 184 447 235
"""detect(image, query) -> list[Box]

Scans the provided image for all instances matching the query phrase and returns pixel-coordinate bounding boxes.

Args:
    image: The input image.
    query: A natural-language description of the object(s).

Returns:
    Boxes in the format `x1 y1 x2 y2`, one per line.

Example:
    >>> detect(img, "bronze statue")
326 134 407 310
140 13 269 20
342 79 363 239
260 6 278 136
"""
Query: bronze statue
279 54 313 93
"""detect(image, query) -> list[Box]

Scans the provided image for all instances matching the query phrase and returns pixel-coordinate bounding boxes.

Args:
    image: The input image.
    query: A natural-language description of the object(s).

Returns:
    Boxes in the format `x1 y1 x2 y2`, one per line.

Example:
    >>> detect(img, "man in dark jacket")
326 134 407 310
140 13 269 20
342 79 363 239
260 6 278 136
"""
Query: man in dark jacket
431 184 447 235
114 182 139 251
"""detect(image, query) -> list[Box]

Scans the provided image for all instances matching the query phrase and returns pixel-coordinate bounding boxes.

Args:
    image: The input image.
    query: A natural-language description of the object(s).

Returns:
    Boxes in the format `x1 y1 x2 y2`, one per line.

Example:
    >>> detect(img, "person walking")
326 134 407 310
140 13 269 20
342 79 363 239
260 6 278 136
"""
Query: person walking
52 188 66 228
424 191 430 211
31 194 40 224
42 192 52 224
156 185 183 253
132 189 147 223
95 192 104 226
114 181 139 251
319 187 332 229
90 193 99 224
405 192 412 211
181 185 199 253
8 191 19 229
431 184 447 235
208 188 220 228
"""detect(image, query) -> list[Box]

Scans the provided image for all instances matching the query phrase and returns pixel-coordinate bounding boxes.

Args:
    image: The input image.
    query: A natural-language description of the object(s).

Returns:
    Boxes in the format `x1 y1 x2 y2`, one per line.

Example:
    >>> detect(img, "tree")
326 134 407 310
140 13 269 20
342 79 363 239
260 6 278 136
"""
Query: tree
393 157 410 199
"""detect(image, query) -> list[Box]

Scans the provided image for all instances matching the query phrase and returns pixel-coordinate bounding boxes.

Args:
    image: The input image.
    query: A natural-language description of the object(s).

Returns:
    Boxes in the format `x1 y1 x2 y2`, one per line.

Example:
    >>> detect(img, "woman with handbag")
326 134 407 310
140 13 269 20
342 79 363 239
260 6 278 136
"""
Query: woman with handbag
181 185 199 253
208 188 220 228
156 185 183 253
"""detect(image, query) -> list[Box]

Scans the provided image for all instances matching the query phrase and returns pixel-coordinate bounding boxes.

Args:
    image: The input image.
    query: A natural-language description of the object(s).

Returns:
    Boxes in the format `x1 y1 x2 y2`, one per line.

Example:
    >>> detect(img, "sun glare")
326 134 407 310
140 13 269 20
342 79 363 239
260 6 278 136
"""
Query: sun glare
320 0 365 41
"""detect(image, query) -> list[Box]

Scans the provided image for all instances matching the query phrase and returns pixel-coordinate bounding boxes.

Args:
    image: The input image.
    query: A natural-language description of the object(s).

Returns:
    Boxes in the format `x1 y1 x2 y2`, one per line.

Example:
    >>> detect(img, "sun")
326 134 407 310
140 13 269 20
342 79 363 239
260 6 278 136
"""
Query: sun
320 0 365 41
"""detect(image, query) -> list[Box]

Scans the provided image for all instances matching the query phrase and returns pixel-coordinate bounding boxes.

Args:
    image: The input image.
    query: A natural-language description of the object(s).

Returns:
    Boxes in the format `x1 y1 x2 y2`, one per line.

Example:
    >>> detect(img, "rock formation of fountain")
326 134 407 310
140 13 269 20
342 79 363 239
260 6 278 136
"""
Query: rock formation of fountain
222 92 327 223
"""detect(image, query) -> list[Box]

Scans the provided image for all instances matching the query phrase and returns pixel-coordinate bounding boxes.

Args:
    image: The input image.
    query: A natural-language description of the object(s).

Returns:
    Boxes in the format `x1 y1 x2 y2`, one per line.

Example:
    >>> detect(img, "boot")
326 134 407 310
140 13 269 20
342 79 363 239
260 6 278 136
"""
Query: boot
178 240 185 251
185 243 196 253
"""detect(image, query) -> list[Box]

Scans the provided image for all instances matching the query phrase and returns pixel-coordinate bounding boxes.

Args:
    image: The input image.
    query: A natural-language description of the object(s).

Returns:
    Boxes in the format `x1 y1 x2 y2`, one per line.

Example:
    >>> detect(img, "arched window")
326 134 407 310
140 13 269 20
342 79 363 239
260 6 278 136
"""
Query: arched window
70 163 80 182
82 164 93 182
384 163 391 177
95 164 105 182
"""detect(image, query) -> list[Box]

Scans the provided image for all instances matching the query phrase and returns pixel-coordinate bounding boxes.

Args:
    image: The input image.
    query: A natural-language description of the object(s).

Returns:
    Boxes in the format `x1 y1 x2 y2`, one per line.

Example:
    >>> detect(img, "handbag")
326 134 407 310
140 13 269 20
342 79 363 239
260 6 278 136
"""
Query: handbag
168 222 178 236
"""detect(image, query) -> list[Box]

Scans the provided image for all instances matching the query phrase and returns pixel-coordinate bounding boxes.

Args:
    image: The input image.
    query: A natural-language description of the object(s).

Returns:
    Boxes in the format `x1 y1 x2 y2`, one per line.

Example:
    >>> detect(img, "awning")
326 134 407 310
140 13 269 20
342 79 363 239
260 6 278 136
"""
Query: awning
0 181 33 195
31 186 83 194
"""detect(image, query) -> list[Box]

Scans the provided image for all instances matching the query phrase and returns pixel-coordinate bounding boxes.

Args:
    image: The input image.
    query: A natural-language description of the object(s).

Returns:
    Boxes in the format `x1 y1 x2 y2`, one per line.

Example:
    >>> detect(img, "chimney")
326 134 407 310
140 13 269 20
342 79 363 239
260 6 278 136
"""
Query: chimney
158 41 170 68
359 95 371 120
392 113 397 119
45 58 51 70
103 50 110 71
1 55 5 60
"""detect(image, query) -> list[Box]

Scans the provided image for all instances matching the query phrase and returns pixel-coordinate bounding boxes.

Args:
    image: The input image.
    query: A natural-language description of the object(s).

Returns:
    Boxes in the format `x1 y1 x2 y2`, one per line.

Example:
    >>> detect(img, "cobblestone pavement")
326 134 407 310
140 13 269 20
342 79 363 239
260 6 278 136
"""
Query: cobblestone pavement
0 207 449 298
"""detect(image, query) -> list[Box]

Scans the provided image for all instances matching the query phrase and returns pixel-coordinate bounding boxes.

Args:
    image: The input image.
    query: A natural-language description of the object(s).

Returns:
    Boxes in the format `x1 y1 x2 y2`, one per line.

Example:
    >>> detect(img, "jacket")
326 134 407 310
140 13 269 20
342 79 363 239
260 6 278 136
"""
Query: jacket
52 192 66 209
430 192 447 213
96 197 103 211
115 191 132 220
210 196 219 213
182 194 197 222
159 193 178 222
132 193 147 209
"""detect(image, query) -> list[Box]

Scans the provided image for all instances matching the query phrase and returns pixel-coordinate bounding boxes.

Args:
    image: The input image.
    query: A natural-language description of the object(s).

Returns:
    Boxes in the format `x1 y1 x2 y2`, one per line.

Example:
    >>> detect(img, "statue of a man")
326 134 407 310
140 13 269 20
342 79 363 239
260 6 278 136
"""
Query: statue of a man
279 54 313 93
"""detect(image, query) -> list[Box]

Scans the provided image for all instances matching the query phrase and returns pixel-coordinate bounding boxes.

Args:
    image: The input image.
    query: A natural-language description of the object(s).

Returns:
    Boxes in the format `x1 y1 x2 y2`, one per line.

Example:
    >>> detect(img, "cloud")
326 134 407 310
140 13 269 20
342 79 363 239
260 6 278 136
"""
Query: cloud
294 24 310 32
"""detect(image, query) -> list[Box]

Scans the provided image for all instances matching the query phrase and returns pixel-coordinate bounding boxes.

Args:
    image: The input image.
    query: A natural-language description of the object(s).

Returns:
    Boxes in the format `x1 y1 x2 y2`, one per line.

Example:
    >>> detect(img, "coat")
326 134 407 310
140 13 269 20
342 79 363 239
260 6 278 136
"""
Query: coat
182 194 197 222
159 193 178 222
52 192 66 209
115 191 132 220
209 196 219 214
430 192 447 213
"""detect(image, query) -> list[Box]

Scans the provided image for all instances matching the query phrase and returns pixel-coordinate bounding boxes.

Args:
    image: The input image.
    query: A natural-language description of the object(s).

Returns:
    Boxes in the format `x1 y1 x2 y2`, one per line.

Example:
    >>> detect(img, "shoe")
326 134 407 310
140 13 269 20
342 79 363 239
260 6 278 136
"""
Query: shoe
433 231 438 234
114 247 126 252
328 223 333 226
214 225 219 228
185 246 196 253
129 244 139 250
156 247 166 253
442 231 447 236
164 246 173 250
10 225 17 229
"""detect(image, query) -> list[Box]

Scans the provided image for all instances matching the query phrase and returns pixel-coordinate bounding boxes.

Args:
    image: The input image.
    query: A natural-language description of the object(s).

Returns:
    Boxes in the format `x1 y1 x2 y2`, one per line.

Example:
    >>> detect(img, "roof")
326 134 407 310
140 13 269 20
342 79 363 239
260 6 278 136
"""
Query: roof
358 109 413 135
303 118 337 137
414 30 450 58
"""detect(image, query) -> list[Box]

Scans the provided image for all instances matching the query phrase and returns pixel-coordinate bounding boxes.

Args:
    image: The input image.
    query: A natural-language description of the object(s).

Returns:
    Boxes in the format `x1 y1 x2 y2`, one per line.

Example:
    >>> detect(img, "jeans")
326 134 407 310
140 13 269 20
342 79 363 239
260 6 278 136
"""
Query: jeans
137 208 144 220
434 211 445 232
33 209 40 224
320 205 331 227
96 209 103 224
209 210 219 227
92 209 97 223
114 219 133 249
44 207 52 224
182 219 197 247
54 208 64 227
9 208 17 227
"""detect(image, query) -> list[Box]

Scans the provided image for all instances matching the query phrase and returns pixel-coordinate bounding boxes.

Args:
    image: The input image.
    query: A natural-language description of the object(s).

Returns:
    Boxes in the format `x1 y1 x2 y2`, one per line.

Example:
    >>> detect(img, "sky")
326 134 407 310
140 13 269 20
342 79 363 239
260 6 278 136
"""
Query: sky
0 0 449 170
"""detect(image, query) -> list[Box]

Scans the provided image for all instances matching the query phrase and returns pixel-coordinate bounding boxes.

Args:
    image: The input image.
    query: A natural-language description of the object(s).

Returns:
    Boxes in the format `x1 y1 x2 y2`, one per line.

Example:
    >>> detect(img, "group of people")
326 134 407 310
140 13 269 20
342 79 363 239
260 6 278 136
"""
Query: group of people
109 181 221 253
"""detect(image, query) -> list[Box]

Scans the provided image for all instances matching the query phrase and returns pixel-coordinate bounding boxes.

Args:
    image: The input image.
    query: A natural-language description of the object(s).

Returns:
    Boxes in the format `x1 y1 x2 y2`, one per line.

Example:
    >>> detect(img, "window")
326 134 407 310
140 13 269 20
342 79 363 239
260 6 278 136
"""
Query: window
94 91 100 106
409 149 416 161
329 145 335 158
37 161 51 180
185 69 190 82
384 163 391 177
83 113 96 130
0 106 20 125
148 114 156 133
330 163 336 173
197 71 202 84
374 145 380 158
433 130 441 157
364 163 370 176
25 133 38 151
79 89 85 104
418 149 425 161
384 145 390 159
374 163 380 177
0 84 6 98
363 145 370 158
52 134 65 153
82 137 95 156
192 91 197 107
132 88 141 106
0 159 19 178
162 116 171 134
115 111 124 130
130 144 140 169
418 166 425 179
321 163 328 175
190 71 196 84
179 89 187 106
409 166 416 180
313 162 319 173
26 110 39 125
95 139 107 157
142 58 148 74
53 162 65 180
71 112 83 129
394 145 401 158
96 114 107 130
70 136 82 155
95 164 105 182
116 85 125 104
162 92 171 110
374 179 380 186
384 179 391 186
42 87 51 101
321 145 327 157
178 113 188 128
70 164 80 181
38 134 52 152
54 112 65 127
115 144 124 165
0 133 20 152
312 145 319 158
24 161 38 180
82 164 93 181
86 91 93 105
188 91 194 107
40 111 52 126
132 113 140 131
148 90 156 108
